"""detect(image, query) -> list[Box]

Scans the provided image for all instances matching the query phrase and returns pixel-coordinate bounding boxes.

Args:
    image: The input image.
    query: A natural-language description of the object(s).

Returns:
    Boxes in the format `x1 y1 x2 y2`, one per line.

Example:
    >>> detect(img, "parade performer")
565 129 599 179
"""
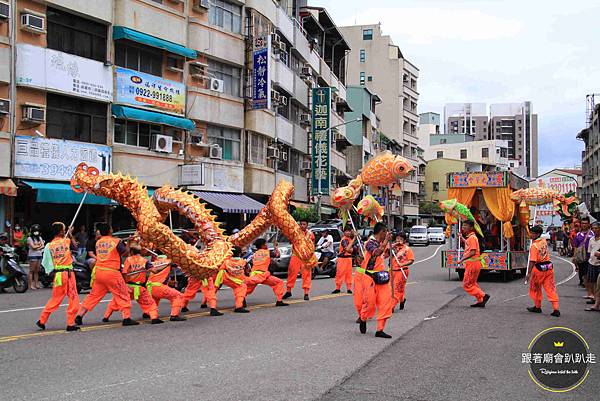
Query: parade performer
458 221 491 308
526 225 560 317
218 247 250 313
390 232 414 311
332 226 355 294
146 255 187 321
36 222 80 332
284 219 315 301
355 222 393 338
102 244 163 324
181 276 221 316
245 238 288 307
75 223 137 326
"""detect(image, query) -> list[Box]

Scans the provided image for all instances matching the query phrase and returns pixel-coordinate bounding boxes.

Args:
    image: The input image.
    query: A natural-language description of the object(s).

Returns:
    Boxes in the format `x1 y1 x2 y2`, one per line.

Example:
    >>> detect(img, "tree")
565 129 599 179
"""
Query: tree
292 206 319 223
419 201 442 215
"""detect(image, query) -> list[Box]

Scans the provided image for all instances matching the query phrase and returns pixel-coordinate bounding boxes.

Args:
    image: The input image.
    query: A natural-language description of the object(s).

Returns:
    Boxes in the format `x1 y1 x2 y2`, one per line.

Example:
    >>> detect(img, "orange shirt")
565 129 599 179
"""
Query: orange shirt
464 233 480 258
339 236 354 257
252 249 271 272
48 237 73 267
391 244 415 270
530 238 550 263
123 255 150 283
148 259 172 284
361 238 386 271
95 236 122 269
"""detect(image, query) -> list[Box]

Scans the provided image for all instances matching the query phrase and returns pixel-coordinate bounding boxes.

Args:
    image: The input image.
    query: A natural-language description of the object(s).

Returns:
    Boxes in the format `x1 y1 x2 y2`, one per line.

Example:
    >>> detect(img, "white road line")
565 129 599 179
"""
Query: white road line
413 245 443 265
0 299 110 314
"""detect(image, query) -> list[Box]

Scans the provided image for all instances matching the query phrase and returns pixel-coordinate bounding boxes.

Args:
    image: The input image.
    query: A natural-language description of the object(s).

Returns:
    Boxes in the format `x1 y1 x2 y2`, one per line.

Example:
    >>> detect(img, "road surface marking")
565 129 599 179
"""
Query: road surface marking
0 299 110 314
413 245 443 266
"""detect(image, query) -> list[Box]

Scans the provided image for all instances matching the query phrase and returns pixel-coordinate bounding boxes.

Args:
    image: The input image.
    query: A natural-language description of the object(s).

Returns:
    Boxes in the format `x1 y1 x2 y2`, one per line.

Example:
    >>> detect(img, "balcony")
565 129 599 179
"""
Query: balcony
115 0 186 45
276 115 294 145
246 109 276 139
188 23 244 66
293 175 309 202
403 83 419 100
187 90 244 129
293 123 309 154
293 24 312 62
331 148 347 173
363 136 373 154
294 74 309 108
308 49 321 74
245 164 275 195
274 58 294 95
402 180 420 194
182 159 244 193
113 146 182 188
276 6 294 44
246 0 277 23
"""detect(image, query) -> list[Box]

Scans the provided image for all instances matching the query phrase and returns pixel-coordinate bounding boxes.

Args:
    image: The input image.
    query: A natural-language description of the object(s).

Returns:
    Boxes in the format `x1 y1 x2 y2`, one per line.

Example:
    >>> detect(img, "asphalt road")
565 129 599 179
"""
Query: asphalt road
0 245 598 400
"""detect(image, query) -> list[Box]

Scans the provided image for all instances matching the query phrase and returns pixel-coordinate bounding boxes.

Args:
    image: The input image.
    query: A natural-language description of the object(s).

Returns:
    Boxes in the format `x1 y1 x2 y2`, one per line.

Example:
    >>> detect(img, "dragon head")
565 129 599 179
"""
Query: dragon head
439 198 457 214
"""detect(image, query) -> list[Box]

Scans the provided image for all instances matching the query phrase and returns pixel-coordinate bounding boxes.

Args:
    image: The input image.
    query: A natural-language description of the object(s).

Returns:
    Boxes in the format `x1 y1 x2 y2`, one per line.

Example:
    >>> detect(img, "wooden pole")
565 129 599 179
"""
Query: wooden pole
65 193 87 238
524 206 538 284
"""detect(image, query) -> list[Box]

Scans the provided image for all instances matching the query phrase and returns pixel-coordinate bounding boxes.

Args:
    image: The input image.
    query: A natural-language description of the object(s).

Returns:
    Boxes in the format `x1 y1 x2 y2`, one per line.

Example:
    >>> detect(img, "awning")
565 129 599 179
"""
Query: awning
0 179 17 197
22 181 115 205
193 191 265 214
112 105 196 131
113 26 197 59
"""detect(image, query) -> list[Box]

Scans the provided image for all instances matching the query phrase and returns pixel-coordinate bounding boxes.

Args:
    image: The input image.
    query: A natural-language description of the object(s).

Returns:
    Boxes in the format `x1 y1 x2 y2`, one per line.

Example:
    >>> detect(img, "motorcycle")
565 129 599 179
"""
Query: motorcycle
313 250 337 279
40 255 93 293
0 245 29 293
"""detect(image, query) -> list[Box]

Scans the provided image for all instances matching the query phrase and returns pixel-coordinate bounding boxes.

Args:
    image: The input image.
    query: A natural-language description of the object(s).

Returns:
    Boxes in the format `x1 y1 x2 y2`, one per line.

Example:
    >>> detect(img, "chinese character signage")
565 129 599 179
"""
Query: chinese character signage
311 87 331 196
115 67 185 115
532 172 579 224
252 35 270 110
447 171 508 188
14 136 112 181
16 44 112 102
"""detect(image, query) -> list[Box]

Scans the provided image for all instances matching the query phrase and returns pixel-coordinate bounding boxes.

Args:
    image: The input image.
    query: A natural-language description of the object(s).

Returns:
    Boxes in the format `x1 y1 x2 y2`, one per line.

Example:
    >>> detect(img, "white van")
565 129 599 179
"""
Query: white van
409 225 429 246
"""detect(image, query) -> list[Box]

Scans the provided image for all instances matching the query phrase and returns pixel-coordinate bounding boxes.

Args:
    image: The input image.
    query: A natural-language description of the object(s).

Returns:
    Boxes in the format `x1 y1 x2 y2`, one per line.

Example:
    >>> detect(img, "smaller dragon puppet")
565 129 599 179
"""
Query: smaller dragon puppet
510 188 577 216
356 195 384 226
439 198 484 237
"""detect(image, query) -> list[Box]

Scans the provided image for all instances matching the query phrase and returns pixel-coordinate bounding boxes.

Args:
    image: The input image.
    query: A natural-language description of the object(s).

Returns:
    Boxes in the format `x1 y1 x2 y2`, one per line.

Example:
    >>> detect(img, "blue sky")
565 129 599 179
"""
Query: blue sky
312 0 600 174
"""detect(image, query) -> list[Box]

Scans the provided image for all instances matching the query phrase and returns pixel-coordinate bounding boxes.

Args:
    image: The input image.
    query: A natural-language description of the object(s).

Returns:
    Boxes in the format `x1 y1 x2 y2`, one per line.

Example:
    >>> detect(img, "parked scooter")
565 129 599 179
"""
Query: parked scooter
0 243 29 293
40 254 92 293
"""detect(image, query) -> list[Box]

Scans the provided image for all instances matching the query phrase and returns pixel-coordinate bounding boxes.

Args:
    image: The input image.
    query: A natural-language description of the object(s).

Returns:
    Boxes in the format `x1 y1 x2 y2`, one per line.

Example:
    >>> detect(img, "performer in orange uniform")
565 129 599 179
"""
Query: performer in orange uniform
76 223 138 326
527 225 560 317
147 255 187 321
102 244 163 324
181 275 224 316
356 222 393 339
332 227 355 294
390 232 414 311
284 219 315 301
246 238 288 307
36 222 80 332
217 247 250 313
458 220 490 308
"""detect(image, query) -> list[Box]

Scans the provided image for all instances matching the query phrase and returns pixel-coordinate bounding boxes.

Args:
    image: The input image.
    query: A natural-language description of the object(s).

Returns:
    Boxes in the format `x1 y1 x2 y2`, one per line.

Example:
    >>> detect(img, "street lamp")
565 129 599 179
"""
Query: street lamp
316 117 361 217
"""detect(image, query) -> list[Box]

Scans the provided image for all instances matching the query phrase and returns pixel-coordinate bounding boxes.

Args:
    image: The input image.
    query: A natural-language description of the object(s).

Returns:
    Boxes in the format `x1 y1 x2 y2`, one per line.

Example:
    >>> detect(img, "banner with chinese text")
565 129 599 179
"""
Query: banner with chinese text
252 35 270 109
311 87 331 196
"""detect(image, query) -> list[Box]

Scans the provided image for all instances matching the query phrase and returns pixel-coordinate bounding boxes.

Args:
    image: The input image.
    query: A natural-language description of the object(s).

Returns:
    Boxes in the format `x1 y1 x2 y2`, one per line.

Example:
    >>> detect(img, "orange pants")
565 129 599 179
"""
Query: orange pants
221 274 247 309
79 268 131 319
151 283 184 316
335 257 353 291
39 271 80 326
463 261 485 303
529 268 559 310
246 271 285 301
182 277 216 308
104 285 158 320
391 268 409 307
286 255 312 294
354 272 392 331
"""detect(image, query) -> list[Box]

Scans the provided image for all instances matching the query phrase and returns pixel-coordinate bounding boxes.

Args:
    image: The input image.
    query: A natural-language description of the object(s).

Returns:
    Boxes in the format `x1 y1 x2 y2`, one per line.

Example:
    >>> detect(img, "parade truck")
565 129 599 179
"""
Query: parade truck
441 171 530 282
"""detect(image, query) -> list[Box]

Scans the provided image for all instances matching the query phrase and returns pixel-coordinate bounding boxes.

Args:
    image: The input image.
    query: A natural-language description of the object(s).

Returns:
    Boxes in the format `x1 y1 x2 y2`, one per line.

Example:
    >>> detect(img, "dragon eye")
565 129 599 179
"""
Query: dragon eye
399 167 404 171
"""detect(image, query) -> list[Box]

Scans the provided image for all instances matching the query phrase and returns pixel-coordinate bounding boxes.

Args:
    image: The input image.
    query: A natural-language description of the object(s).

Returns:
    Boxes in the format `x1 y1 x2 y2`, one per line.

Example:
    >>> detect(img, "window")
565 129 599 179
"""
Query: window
115 41 162 76
436 151 443 159
289 150 302 176
432 182 440 192
362 28 373 40
460 149 467 159
367 76 373 82
46 94 107 144
481 147 489 158
359 49 366 62
209 0 242 34
47 7 107 62
208 59 241 97
248 132 267 165
360 72 365 85
208 125 241 160
114 120 161 148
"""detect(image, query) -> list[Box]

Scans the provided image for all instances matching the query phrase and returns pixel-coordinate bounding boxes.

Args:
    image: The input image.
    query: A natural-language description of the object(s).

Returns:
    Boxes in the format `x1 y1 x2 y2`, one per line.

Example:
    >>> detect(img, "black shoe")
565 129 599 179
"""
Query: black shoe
35 320 45 330
170 315 187 321
332 289 341 294
586 299 595 304
304 294 309 301
356 317 361 324
200 303 208 309
102 317 110 323
181 307 190 313
470 302 485 308
122 318 140 326
482 294 491 306
283 291 292 299
142 313 150 319
347 290 353 294
375 330 392 339
243 299 247 308
75 315 83 326
66 325 81 332
551 310 561 317
234 308 250 313
210 308 224 316
151 318 164 324
359 320 367 334
399 300 406 310
527 306 542 313
275 301 289 307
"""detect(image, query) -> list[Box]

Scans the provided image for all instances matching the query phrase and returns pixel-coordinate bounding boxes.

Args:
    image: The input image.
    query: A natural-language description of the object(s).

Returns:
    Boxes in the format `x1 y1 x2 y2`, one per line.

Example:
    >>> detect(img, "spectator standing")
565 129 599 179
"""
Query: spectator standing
11 224 26 263
585 222 600 311
74 225 88 259
27 224 45 289
555 227 565 256
573 217 594 294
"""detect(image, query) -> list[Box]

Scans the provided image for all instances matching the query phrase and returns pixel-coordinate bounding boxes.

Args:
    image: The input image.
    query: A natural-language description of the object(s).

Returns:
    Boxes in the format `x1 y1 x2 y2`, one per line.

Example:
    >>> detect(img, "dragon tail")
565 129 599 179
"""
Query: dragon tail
474 221 484 237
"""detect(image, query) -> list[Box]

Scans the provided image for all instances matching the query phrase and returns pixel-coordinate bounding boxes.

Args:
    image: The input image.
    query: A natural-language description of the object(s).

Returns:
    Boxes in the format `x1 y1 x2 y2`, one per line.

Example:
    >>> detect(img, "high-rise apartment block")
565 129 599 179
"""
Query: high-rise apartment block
444 103 488 141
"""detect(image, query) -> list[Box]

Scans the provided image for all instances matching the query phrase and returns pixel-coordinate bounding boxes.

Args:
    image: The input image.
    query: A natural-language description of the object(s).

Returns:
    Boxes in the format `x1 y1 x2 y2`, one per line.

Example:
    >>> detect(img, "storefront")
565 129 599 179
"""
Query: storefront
0 179 17 231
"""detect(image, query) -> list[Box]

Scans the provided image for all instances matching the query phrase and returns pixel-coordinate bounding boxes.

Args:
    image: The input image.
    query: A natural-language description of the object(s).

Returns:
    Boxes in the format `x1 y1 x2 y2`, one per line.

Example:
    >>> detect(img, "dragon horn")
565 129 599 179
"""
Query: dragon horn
561 203 571 217
474 221 484 238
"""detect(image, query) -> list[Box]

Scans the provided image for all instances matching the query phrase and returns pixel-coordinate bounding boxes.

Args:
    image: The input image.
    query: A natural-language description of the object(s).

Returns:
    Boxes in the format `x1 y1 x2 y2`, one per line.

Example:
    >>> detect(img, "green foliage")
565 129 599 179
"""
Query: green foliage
419 201 442 215
292 206 319 223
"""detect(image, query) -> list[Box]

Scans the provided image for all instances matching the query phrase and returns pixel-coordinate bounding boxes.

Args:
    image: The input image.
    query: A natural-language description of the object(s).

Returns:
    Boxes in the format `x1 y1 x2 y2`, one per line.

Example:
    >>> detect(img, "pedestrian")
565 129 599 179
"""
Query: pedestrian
245 238 288 307
390 232 414 311
458 220 491 308
146 255 187 321
102 243 163 324
584 222 600 312
36 222 80 332
572 217 594 294
526 225 560 317
332 226 355 294
355 222 394 339
284 219 315 301
26 224 44 290
74 225 88 259
85 229 100 270
555 227 565 256
551 227 557 251
75 223 138 326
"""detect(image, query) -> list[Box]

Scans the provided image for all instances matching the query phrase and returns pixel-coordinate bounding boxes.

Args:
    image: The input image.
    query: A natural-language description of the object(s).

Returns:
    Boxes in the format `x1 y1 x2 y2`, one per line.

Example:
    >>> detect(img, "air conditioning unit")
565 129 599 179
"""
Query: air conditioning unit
271 90 280 103
279 96 288 106
22 105 45 123
271 33 281 45
300 66 311 77
299 113 311 126
0 2 10 20
0 98 9 114
21 13 45 33
209 145 223 160
300 160 312 171
210 78 224 93
151 134 173 153
277 42 287 53
193 0 210 12
280 151 288 162
267 146 280 159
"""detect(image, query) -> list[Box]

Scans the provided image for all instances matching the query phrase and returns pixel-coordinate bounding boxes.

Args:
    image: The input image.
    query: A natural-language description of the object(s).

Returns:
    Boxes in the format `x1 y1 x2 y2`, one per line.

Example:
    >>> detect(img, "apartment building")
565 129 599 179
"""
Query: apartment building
0 0 351 230
340 23 420 227
578 100 600 218
344 85 378 177
425 139 509 170
444 103 488 140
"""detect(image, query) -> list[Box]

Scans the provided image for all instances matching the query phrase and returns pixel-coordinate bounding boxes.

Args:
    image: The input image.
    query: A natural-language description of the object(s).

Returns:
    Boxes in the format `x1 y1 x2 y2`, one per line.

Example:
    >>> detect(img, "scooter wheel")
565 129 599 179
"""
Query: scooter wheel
13 277 28 293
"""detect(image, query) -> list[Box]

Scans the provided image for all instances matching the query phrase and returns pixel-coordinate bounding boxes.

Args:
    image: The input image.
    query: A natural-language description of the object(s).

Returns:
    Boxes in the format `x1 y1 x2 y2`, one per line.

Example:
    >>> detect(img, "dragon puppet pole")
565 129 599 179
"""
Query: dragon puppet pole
457 219 462 268
347 212 365 257
65 192 88 238
168 210 177 287
524 206 539 285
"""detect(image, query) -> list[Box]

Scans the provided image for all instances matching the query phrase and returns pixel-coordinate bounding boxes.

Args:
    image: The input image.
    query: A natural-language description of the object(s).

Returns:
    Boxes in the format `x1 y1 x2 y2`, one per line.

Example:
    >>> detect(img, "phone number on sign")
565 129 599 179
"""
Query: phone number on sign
134 87 174 103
